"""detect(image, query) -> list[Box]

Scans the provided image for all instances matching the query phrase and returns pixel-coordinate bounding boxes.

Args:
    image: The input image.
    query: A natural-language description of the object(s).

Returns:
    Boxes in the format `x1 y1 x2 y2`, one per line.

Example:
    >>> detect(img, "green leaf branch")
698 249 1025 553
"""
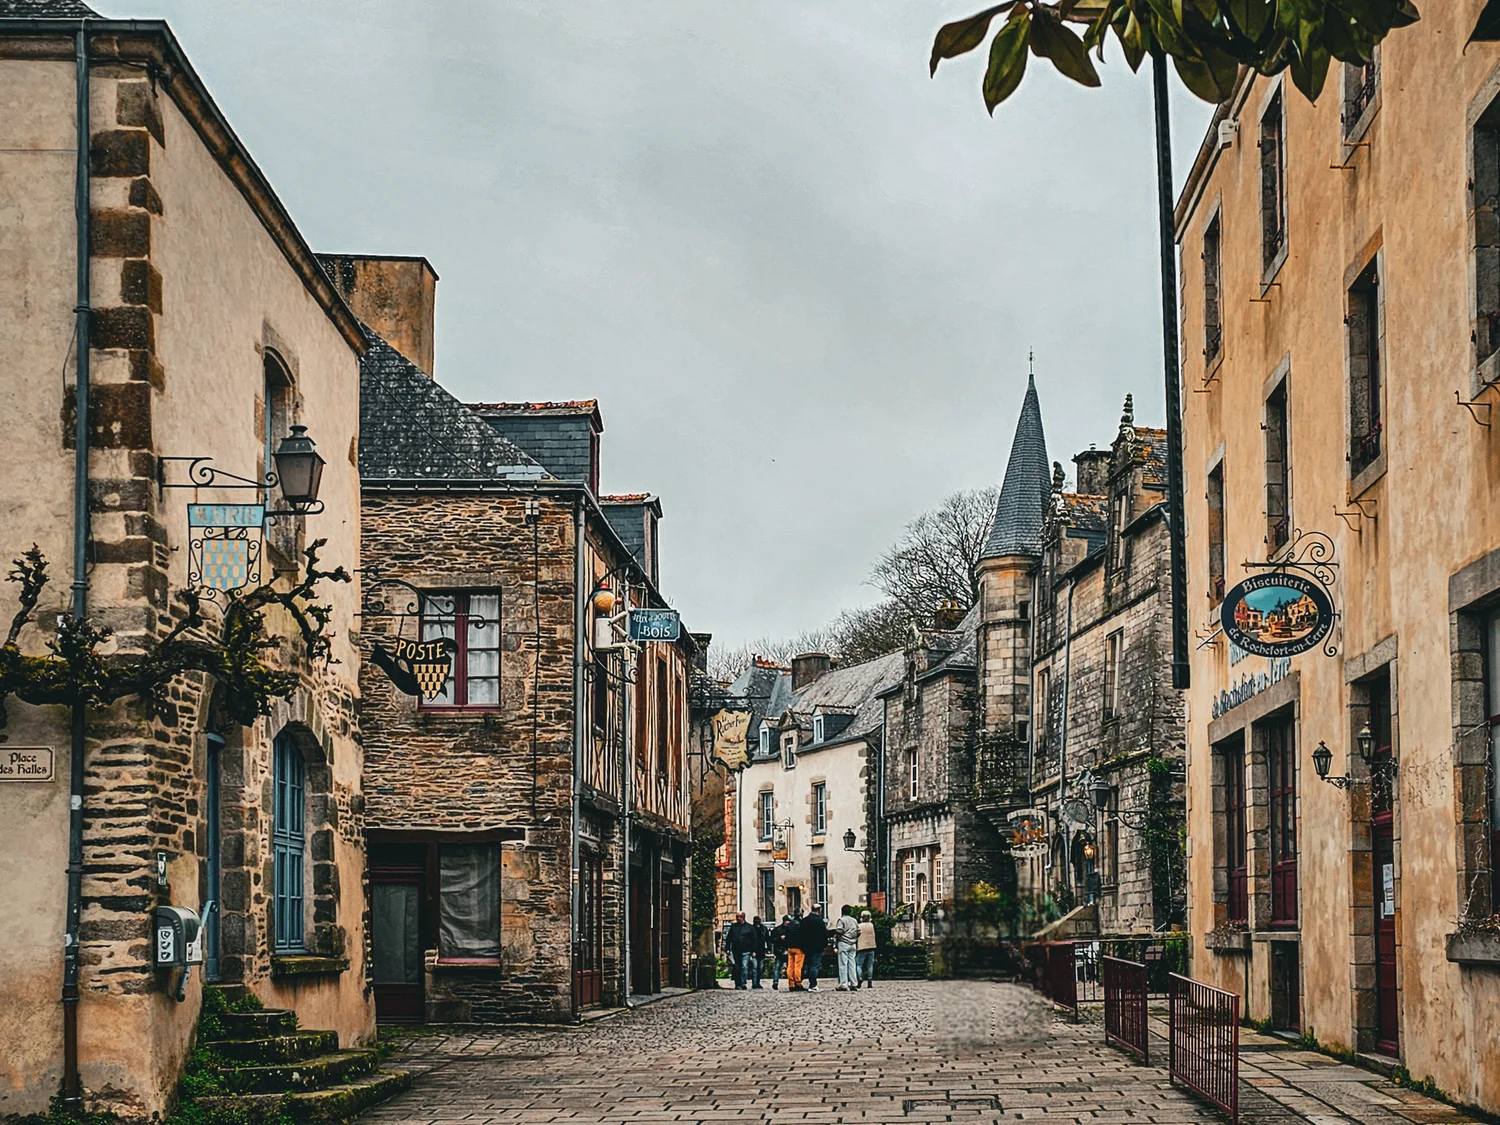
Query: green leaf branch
0 539 350 728
932 0 1426 112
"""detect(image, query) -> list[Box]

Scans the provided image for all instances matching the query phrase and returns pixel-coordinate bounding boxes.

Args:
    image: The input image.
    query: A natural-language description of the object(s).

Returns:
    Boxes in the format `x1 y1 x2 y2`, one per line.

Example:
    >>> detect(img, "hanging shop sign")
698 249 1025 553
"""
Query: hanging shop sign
1006 809 1049 859
1221 572 1334 658
371 636 454 700
710 709 752 771
627 607 681 643
187 504 264 595
771 832 790 864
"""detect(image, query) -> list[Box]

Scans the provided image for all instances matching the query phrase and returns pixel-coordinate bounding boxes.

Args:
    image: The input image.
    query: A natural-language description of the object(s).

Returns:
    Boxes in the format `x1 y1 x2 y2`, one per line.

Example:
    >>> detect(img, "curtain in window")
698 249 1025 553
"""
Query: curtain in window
439 843 501 959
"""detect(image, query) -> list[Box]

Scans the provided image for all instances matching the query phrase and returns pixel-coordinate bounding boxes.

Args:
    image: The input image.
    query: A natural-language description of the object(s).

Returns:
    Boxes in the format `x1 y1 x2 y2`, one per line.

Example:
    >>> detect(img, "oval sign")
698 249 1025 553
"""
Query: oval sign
1221 573 1333 658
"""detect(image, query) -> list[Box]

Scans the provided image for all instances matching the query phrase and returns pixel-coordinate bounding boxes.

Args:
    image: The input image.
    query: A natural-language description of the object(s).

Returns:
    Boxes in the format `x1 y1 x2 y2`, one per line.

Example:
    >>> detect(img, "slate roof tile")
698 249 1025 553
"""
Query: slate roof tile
982 373 1050 560
0 1 99 15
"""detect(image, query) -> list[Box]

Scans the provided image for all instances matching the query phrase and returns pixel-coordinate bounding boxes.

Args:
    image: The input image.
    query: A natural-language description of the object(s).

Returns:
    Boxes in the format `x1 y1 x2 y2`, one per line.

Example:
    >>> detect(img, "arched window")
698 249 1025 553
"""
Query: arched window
272 732 306 952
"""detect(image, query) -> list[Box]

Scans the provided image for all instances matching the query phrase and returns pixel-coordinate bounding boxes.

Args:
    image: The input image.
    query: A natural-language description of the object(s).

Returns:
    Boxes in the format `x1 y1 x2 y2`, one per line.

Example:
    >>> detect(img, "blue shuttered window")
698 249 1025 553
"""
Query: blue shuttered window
273 733 305 951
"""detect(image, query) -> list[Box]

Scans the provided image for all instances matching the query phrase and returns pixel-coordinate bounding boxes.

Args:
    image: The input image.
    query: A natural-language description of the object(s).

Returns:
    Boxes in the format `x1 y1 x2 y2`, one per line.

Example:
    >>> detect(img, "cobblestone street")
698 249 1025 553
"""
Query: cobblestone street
365 982 1221 1123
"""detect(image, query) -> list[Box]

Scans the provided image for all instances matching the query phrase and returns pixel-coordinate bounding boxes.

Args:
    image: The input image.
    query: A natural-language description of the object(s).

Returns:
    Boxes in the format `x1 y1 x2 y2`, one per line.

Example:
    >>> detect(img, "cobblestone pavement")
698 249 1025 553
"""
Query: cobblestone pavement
366 981 1225 1123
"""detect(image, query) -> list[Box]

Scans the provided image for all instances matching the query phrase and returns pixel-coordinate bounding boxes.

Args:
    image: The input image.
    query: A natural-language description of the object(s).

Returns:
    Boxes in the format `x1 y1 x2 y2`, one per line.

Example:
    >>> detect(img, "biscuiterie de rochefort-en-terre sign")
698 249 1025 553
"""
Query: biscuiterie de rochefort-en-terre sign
1221 573 1334 659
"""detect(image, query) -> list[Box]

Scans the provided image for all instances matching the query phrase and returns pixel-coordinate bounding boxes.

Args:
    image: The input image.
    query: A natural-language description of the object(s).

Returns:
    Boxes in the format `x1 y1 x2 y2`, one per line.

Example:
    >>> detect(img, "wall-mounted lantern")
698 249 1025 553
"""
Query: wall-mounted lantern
1313 729 1395 790
271 425 325 513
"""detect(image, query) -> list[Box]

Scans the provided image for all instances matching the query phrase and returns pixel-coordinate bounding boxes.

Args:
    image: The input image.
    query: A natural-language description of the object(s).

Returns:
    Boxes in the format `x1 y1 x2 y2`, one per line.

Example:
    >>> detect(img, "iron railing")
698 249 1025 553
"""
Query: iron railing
1169 973 1239 1123
1103 957 1149 1062
1045 942 1078 1015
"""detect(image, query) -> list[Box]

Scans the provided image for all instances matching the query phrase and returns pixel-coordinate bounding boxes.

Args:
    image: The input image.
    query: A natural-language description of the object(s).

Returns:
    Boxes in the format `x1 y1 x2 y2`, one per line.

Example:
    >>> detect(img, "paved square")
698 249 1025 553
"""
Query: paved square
366 981 1225 1123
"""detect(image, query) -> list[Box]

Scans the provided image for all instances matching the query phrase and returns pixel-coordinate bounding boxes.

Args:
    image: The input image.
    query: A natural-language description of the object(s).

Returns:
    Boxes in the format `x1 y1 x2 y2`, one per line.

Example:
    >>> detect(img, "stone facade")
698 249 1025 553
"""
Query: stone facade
0 18 370 1118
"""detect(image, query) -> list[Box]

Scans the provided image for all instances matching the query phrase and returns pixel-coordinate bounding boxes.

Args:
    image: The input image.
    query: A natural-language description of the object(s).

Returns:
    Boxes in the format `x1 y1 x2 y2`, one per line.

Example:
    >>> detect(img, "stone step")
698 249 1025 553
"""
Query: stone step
196 1069 412 1124
215 1049 380 1095
210 1030 339 1064
204 1008 299 1040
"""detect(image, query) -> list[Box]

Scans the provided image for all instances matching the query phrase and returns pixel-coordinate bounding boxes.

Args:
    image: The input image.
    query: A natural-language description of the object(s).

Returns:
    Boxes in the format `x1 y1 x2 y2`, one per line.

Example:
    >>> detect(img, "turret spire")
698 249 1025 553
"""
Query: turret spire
980 366 1051 560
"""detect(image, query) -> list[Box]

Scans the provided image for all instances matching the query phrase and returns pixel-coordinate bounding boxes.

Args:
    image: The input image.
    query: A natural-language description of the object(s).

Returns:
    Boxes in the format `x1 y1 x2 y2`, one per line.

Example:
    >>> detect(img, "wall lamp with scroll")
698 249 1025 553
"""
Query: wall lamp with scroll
1312 725 1395 789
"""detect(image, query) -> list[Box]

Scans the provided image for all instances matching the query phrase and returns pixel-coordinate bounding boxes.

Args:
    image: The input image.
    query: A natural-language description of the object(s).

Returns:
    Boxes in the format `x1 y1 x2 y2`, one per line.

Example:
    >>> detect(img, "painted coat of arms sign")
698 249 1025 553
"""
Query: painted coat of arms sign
371 637 454 701
187 504 265 595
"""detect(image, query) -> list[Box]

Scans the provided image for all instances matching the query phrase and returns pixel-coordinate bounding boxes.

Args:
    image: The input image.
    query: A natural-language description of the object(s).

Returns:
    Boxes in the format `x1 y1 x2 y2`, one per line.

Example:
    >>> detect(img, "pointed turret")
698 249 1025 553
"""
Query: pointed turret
980 373 1051 560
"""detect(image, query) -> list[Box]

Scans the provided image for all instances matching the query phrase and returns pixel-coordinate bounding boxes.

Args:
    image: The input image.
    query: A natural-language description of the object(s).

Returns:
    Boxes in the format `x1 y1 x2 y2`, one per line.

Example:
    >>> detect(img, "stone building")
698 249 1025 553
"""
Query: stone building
715 659 791 927
736 652 899 924
345 265 695 1022
1026 399 1186 933
0 6 373 1116
1173 5 1500 1105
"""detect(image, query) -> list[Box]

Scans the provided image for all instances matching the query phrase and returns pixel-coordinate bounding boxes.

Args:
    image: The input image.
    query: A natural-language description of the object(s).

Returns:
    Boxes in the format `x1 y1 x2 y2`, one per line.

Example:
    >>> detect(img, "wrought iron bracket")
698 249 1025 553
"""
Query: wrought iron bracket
1250 282 1282 305
1195 625 1223 650
357 572 496 629
1333 498 1376 533
1320 758 1398 791
158 456 275 497
1456 390 1493 429
1330 139 1370 171
1241 528 1338 587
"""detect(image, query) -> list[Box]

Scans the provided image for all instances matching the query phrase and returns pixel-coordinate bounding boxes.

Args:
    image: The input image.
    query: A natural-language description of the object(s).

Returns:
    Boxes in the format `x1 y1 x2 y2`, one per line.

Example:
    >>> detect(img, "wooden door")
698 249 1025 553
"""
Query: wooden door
372 866 425 1023
1373 815 1398 1054
576 853 603 1008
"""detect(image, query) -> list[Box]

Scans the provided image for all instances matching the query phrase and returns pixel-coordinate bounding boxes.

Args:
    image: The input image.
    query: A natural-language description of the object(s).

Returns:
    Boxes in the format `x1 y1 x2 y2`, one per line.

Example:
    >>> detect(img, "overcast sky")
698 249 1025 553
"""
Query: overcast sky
129 0 1213 652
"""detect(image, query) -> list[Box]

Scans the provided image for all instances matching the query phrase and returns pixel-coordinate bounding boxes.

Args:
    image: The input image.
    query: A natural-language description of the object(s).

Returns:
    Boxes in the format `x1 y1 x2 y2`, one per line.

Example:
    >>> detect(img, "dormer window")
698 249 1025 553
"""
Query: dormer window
813 713 825 743
782 733 797 770
759 725 770 756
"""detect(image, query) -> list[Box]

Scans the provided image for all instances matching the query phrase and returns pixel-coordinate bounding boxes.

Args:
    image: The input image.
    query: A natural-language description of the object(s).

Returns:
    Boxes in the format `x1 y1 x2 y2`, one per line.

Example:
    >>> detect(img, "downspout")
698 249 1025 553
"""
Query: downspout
1058 578 1074 893
62 24 91 1112
621 595 633 1000
878 712 889 903
570 501 587 1021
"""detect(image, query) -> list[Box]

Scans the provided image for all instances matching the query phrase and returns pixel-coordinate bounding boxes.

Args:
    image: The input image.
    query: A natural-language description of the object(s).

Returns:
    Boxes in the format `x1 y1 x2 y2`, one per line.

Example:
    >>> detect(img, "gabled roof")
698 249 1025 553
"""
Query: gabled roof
1059 493 1109 534
1134 427 1169 487
468 400 603 431
729 662 794 759
358 330 548 482
0 1 99 14
768 650 904 748
982 373 1050 560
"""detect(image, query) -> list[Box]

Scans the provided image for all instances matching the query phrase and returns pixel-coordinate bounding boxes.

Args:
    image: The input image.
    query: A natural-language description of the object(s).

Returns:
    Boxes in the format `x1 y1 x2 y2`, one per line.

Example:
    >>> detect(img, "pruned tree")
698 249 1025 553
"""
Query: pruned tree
0 541 349 728
828 600 915 665
929 1 1426 112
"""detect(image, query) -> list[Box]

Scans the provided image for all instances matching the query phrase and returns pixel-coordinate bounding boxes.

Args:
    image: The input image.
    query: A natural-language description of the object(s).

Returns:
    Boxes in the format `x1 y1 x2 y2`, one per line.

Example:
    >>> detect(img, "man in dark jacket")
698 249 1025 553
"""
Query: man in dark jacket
747 916 769 989
723 912 755 989
768 915 793 990
798 906 830 991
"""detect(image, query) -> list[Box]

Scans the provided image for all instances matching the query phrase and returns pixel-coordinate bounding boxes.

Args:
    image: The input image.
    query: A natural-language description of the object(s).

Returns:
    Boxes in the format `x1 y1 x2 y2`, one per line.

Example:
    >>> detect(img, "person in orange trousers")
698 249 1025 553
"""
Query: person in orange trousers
787 946 804 990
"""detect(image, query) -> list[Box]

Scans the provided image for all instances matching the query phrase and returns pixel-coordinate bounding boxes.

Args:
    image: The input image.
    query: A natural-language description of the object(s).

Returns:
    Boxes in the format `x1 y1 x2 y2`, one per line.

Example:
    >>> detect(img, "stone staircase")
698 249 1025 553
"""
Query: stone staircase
191 1007 410 1123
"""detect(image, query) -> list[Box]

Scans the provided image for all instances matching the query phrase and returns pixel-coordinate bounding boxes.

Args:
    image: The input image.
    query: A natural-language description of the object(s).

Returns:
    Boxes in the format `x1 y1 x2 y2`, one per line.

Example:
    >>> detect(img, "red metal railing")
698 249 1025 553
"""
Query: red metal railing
1169 973 1239 1123
1103 957 1149 1062
1046 942 1077 1015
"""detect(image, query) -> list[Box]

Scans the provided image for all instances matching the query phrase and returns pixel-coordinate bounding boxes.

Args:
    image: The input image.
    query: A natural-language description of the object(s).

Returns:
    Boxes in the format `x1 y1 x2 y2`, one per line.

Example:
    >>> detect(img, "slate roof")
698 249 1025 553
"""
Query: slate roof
358 330 548 482
729 661 794 759
1135 427 1169 487
982 373 1051 560
770 650 905 747
0 1 99 15
929 601 980 674
1060 493 1109 533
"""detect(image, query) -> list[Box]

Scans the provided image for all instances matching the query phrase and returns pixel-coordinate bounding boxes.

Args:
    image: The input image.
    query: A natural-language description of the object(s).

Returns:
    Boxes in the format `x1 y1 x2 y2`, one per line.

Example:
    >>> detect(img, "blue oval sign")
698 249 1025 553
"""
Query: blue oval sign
1220 573 1333 658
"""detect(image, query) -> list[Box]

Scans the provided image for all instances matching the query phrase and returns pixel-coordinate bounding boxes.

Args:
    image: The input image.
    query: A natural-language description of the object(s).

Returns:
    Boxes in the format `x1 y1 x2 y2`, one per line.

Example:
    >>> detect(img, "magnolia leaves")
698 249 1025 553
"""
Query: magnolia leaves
931 0 1423 112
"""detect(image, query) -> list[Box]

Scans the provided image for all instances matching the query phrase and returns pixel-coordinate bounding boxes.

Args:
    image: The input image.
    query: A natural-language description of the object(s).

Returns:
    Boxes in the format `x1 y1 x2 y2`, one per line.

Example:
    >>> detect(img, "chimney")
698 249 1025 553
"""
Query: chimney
1073 448 1111 497
320 254 438 375
933 599 965 630
792 652 832 692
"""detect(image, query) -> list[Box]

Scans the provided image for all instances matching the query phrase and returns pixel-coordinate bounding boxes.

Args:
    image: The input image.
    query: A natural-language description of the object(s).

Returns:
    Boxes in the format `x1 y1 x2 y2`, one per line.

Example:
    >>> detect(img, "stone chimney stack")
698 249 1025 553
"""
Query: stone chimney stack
1073 448 1111 497
319 254 438 375
791 652 832 692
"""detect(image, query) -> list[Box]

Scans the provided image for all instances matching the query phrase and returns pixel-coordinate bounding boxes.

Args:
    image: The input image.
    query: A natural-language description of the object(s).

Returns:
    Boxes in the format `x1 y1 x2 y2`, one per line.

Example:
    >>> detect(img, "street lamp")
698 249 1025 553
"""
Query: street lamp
272 425 325 511
1090 773 1112 813
1312 740 1334 782
1357 723 1375 766
843 828 857 852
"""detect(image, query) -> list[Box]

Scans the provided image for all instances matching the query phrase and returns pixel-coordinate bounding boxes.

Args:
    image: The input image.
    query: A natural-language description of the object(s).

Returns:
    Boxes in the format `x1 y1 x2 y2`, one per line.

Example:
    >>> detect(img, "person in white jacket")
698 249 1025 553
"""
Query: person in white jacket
833 905 861 990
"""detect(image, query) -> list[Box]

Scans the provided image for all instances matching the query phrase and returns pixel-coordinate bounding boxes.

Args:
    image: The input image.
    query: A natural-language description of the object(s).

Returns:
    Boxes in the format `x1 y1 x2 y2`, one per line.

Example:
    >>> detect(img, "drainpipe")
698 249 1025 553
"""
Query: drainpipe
1058 580 1075 890
62 24 91 1112
621 599 633 1001
571 501 586 1021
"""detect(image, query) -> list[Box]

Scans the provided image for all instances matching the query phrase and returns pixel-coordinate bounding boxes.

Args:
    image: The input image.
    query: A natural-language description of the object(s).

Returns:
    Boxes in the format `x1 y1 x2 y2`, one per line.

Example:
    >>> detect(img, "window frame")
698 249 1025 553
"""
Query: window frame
1207 458 1226 606
759 867 775 922
1102 630 1123 721
1203 209 1224 366
812 863 828 917
1266 717 1299 928
1223 742 1249 925
782 732 796 770
812 782 827 835
1260 86 1289 282
1265 375 1292 554
813 713 824 743
906 748 919 799
759 790 775 842
1348 256 1384 480
418 591 503 710
272 732 306 953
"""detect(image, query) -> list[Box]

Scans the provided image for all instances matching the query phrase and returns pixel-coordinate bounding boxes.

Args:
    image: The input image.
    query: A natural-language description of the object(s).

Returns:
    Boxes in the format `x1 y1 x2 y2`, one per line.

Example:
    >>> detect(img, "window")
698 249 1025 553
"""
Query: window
1103 631 1123 721
759 868 775 921
1101 792 1119 890
906 749 919 798
1260 89 1287 274
1348 259 1383 475
932 853 943 901
1203 212 1223 363
812 864 828 916
813 782 827 835
420 593 501 708
438 842 500 961
272 733 305 952
1018 600 1031 623
1037 668 1052 746
1207 461 1226 605
1267 717 1298 927
655 658 670 777
1265 379 1291 552
634 651 650 770
782 733 796 770
1475 97 1500 364
1486 611 1500 905
759 725 770 757
591 651 610 733
1017 719 1029 745
813 713 825 743
1342 54 1378 138
903 856 916 905
1222 739 1249 924
1110 492 1128 571
759 790 775 841
263 355 296 560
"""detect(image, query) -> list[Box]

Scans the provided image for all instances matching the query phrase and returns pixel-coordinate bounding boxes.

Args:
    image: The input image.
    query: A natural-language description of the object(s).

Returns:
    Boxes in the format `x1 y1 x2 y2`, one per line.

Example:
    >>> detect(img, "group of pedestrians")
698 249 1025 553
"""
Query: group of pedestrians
721 905 877 992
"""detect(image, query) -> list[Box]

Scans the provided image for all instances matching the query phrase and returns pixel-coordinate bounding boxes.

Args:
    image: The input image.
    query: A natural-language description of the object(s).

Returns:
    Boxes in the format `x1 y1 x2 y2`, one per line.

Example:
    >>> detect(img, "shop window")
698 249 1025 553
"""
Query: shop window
272 732 305 952
1266 717 1298 927
1207 460 1226 605
813 782 827 835
1203 211 1223 363
1348 258 1383 476
1260 89 1287 275
420 592 501 708
1265 379 1291 553
1103 630 1123 720
437 842 500 962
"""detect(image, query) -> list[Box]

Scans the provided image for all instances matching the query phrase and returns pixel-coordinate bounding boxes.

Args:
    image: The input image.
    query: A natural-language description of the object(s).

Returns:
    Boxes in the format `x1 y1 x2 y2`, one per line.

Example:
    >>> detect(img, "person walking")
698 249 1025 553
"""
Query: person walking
800 905 829 991
725 912 755 989
747 915 769 989
833 905 860 990
769 915 792 990
785 912 806 991
856 910 878 988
